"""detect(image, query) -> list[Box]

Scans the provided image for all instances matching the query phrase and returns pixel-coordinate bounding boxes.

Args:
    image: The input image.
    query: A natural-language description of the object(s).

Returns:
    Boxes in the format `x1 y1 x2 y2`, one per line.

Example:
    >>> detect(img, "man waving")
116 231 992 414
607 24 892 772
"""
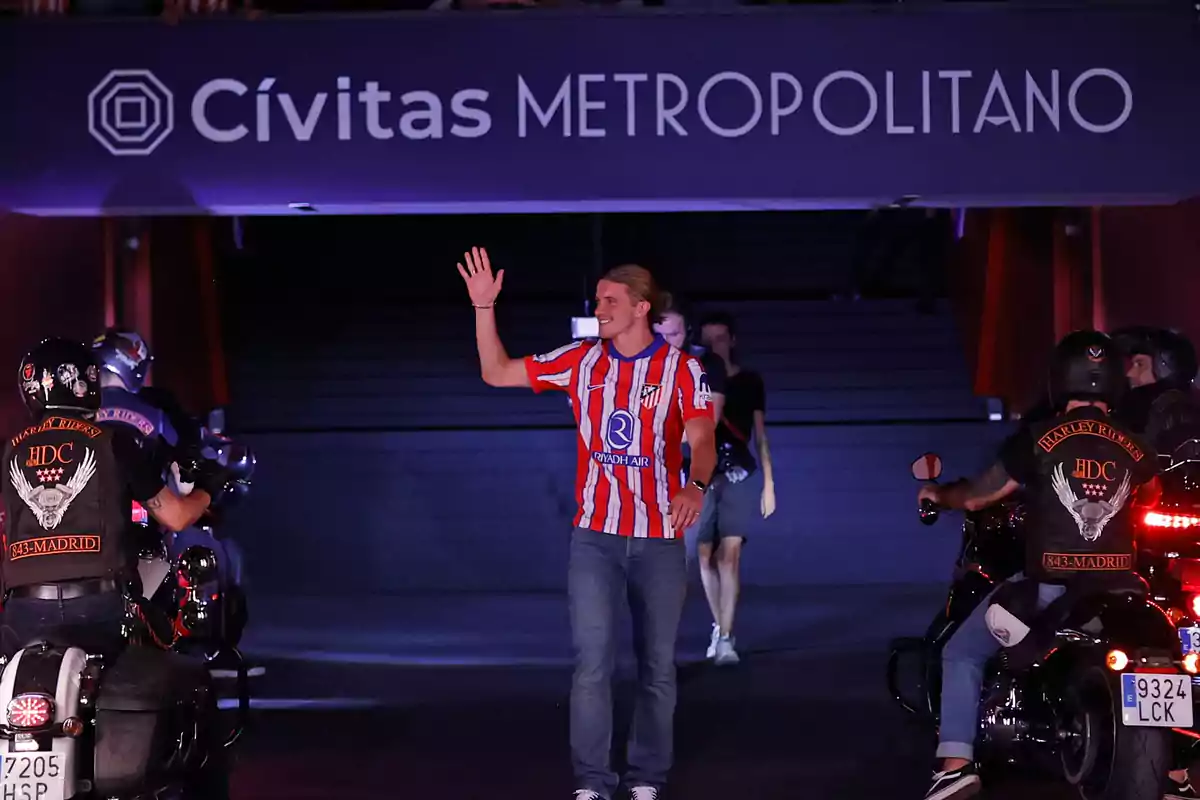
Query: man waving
457 247 717 800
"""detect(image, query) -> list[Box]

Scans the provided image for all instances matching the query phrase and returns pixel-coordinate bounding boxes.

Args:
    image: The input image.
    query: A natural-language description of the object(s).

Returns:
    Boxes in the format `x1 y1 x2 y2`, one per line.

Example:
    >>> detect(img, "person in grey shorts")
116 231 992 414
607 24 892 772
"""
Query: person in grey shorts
696 311 777 665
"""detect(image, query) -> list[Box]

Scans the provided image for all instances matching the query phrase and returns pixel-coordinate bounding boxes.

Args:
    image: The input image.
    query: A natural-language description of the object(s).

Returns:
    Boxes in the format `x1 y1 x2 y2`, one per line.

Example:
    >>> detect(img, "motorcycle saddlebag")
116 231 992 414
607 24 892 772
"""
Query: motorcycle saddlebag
92 644 211 797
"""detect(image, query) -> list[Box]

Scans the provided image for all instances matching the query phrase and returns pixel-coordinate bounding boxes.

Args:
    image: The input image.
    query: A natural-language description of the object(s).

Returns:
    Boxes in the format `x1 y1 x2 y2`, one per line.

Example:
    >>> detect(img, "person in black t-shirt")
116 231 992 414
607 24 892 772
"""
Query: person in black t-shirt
690 311 776 666
0 338 225 658
914 331 1159 800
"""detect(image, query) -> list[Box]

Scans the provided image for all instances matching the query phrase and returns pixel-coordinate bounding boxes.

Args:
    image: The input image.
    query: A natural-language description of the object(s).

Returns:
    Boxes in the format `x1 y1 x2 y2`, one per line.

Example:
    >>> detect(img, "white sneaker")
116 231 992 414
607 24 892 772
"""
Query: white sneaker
706 623 721 659
573 791 604 800
714 634 740 665
630 788 660 800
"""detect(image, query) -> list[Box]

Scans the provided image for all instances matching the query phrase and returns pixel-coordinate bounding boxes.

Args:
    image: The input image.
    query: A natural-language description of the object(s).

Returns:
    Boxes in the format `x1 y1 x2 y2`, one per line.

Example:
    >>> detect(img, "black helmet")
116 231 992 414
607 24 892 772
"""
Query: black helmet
91 328 152 391
18 338 103 417
1048 330 1126 408
1111 326 1198 388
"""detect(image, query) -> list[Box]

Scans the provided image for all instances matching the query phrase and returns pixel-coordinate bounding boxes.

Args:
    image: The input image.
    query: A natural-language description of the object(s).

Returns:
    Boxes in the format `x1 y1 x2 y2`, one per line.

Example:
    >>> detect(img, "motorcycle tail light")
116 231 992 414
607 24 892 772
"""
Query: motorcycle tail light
1144 510 1200 529
1189 594 1200 619
7 694 53 729
1106 649 1130 671
1185 654 1199 675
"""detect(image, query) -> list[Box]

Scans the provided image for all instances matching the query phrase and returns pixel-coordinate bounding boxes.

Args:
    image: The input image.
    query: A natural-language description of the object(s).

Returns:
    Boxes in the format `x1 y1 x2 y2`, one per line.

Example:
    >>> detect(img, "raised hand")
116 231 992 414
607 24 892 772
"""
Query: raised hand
456 246 505 308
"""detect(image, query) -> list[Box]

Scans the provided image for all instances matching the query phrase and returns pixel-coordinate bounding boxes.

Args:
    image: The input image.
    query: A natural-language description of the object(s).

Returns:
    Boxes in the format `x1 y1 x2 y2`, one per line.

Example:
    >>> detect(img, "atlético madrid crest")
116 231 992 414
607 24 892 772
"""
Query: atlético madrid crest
640 383 661 409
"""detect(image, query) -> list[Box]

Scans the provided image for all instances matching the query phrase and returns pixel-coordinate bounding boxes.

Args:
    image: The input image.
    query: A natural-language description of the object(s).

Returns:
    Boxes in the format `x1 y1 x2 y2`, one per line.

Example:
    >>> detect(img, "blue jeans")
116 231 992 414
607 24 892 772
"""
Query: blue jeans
1 590 127 659
568 527 688 798
937 574 1066 760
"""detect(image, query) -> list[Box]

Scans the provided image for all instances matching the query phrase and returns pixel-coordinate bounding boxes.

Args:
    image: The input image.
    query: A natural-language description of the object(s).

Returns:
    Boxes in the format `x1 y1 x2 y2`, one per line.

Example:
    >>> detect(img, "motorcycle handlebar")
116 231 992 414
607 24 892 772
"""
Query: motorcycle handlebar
918 498 941 526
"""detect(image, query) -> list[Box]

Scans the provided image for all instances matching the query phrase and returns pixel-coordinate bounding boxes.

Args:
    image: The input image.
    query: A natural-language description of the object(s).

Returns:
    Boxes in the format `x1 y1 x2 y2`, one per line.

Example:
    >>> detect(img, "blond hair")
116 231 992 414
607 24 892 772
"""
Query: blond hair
600 263 669 322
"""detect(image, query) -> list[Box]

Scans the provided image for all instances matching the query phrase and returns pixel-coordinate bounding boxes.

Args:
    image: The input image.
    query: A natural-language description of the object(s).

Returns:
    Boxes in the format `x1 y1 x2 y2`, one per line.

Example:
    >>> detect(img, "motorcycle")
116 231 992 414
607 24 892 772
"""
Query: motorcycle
134 408 255 663
0 409 256 800
886 453 1026 720
888 453 1195 800
1133 438 1200 767
1136 438 1200 632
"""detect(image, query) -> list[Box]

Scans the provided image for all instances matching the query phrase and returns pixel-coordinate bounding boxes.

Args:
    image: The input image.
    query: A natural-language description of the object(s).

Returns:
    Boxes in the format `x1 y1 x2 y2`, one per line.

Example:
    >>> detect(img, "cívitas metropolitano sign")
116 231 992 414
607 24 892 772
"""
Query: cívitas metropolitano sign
1 7 1198 214
184 66 1128 145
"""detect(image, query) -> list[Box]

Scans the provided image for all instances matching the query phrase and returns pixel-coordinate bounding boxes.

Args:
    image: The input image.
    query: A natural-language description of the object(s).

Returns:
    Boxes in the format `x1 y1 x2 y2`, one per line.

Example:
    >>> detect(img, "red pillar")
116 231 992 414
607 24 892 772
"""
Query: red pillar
1090 207 1106 333
974 209 1008 398
128 224 155 386
194 219 229 407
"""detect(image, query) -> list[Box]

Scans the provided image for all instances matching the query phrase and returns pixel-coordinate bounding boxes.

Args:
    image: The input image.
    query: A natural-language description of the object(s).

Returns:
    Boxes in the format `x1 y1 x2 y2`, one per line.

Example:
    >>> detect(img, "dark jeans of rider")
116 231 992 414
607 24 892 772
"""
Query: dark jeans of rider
1 588 126 659
938 574 1066 760
568 527 687 798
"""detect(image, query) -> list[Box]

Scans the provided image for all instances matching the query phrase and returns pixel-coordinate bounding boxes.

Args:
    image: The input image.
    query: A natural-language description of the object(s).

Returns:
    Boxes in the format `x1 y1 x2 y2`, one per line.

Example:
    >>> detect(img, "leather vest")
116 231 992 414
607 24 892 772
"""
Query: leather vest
1145 388 1200 453
96 386 178 496
1 414 130 588
96 387 177 448
1023 408 1153 582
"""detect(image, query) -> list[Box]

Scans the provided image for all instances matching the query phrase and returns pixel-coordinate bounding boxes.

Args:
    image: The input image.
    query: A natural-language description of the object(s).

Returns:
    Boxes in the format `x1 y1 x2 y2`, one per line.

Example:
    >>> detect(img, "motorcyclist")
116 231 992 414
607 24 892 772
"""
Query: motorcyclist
92 329 245 592
1110 327 1200 800
1111 326 1200 452
0 338 225 657
915 330 1160 800
92 329 181 466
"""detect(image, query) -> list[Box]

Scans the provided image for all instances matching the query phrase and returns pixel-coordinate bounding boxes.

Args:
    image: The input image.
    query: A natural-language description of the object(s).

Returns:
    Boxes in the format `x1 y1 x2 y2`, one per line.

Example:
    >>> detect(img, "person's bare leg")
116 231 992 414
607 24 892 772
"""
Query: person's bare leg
696 542 721 626
715 537 743 636
711 538 743 665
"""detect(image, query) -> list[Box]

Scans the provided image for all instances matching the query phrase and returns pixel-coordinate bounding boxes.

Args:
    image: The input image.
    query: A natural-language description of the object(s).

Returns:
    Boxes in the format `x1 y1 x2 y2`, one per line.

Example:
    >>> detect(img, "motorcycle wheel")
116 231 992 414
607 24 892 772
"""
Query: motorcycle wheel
1059 664 1170 800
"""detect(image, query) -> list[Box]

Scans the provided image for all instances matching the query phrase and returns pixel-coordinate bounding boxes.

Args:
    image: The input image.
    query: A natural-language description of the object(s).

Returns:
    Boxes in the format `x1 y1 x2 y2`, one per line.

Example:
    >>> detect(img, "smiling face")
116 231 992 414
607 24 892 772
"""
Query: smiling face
595 279 650 340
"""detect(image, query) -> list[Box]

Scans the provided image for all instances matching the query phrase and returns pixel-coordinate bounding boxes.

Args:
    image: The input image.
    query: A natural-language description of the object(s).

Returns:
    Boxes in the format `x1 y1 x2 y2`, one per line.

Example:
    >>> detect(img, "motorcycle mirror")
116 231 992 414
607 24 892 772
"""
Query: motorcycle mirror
208 407 226 436
911 453 943 482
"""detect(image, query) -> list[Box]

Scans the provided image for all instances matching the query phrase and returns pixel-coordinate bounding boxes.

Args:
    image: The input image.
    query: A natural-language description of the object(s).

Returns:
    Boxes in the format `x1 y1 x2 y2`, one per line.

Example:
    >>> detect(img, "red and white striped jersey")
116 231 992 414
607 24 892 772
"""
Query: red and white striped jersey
524 335 713 539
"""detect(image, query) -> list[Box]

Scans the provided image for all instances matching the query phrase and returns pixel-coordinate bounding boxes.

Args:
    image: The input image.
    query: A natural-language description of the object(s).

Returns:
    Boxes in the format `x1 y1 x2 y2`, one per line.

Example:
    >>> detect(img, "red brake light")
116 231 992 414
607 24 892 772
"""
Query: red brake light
1144 510 1200 529
7 694 53 729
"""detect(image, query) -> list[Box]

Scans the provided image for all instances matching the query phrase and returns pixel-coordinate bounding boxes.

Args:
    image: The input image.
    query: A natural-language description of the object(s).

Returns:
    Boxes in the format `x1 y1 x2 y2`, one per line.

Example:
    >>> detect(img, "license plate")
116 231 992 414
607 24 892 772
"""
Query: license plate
1180 627 1200 654
0 751 66 800
1121 673 1195 727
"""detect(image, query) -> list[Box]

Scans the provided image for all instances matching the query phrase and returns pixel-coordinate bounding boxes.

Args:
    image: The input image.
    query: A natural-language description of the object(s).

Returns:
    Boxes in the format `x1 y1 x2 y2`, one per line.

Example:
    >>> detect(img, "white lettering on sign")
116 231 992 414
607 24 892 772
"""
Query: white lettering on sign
514 68 1133 139
88 67 1137 156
